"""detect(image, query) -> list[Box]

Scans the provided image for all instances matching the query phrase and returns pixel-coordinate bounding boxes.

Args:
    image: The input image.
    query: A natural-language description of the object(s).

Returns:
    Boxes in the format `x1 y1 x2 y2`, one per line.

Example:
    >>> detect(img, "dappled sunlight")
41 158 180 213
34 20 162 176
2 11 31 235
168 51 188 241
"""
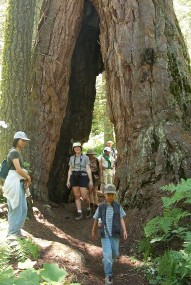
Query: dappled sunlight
0 218 8 242
32 211 102 259
118 255 144 267
0 200 150 284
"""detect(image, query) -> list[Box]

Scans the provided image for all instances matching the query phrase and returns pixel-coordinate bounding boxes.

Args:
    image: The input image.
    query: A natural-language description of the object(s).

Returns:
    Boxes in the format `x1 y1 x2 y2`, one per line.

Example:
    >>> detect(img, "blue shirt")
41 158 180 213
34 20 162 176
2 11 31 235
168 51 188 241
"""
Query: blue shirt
93 203 126 236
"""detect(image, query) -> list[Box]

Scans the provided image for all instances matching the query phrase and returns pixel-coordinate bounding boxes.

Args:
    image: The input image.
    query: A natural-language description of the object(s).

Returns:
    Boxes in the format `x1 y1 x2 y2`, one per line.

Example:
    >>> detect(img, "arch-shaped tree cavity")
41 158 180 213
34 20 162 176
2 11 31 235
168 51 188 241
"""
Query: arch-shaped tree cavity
30 0 191 206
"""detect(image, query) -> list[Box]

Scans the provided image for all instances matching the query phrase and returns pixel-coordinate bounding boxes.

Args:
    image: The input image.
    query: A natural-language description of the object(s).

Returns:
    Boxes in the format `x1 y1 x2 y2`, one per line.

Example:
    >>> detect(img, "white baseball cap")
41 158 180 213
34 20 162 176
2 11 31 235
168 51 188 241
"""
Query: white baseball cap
14 131 30 141
104 146 111 152
73 142 81 148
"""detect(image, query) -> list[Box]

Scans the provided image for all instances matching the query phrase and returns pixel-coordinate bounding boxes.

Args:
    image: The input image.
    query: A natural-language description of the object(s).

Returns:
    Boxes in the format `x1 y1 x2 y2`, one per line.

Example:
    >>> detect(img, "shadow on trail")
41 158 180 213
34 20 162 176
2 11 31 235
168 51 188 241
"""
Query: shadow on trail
24 200 149 285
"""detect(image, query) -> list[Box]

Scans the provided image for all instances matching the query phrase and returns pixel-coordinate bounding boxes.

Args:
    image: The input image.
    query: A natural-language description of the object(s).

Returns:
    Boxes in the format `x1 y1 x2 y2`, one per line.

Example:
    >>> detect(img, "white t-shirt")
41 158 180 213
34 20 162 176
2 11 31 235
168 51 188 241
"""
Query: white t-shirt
97 155 115 169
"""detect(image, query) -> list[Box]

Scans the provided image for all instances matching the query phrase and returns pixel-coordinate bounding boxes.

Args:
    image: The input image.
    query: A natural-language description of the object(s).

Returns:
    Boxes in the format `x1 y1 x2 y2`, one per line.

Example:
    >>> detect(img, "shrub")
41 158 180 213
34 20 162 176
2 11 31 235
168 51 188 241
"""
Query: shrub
139 179 191 285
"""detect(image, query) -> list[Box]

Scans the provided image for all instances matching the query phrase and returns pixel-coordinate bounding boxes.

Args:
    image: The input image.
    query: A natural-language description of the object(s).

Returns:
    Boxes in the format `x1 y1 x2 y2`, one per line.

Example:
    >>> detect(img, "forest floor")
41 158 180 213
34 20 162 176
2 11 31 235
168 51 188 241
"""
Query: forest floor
1 193 151 285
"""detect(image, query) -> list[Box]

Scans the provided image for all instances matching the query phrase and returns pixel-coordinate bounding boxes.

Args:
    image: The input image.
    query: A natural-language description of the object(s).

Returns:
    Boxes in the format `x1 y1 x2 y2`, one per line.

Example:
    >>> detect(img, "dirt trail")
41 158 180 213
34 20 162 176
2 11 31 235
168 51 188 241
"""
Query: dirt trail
24 198 150 285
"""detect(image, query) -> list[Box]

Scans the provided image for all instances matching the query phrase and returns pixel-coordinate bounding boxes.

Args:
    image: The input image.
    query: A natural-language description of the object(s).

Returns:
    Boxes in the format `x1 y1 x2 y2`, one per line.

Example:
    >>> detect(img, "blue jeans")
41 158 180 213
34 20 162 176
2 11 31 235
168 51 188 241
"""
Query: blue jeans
101 236 120 277
7 182 27 236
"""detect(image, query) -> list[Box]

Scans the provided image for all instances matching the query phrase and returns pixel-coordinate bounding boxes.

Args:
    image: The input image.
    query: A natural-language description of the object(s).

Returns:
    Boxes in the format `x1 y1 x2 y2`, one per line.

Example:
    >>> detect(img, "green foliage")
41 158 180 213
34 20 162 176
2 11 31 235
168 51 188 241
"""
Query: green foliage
93 144 104 156
23 161 32 174
0 263 80 285
91 74 114 143
161 179 191 208
40 263 67 283
144 208 190 243
91 75 106 136
138 237 153 260
0 267 15 285
151 248 191 285
16 238 40 261
0 237 40 269
83 141 104 157
0 237 80 284
14 269 40 285
0 0 8 64
0 218 80 285
0 243 11 269
140 179 191 285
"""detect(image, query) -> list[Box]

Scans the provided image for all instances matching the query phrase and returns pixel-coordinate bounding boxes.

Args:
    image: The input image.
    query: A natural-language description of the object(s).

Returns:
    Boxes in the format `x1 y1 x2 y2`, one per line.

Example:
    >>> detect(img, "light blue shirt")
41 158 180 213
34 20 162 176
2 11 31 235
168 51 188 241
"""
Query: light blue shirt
93 203 126 236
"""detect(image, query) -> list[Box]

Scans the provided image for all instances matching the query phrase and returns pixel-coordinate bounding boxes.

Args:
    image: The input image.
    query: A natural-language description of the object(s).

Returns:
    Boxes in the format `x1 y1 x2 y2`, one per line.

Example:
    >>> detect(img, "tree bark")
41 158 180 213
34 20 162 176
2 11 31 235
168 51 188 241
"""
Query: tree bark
92 0 191 206
29 0 191 206
0 0 36 159
30 0 85 200
41 0 102 202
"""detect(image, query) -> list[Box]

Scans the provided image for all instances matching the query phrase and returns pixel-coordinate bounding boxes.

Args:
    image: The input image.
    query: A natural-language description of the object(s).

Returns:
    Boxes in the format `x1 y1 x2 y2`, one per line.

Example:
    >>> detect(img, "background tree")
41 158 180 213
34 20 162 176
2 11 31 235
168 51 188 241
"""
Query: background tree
91 75 106 136
0 1 7 59
92 0 191 207
91 73 114 144
30 0 86 201
0 0 36 159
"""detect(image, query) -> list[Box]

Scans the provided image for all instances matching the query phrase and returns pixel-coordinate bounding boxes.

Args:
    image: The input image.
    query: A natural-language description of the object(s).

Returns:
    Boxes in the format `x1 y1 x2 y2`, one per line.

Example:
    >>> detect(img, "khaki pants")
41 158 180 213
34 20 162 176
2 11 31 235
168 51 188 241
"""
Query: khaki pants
102 169 113 192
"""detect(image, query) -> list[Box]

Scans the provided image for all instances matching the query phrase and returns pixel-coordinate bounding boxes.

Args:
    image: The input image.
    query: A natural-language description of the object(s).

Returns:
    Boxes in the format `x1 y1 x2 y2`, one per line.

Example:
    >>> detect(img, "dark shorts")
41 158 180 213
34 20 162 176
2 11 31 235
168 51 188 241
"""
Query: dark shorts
70 171 89 188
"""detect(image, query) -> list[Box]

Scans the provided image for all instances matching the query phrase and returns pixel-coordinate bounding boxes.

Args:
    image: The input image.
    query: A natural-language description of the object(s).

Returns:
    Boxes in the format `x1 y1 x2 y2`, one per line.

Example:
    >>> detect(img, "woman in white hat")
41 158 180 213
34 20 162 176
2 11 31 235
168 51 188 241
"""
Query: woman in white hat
2 131 31 239
67 142 93 220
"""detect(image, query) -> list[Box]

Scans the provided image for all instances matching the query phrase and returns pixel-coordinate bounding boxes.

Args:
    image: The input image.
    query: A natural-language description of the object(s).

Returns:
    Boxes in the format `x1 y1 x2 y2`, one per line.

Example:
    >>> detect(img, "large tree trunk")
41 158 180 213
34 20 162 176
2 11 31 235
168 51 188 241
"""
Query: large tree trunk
92 0 191 206
0 0 36 159
30 0 85 200
48 1 102 203
30 0 191 206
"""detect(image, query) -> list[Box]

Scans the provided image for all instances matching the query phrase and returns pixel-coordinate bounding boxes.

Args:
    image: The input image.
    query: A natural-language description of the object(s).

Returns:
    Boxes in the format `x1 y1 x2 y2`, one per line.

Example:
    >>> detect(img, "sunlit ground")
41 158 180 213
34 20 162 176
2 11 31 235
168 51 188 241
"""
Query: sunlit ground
0 211 144 269
0 218 8 242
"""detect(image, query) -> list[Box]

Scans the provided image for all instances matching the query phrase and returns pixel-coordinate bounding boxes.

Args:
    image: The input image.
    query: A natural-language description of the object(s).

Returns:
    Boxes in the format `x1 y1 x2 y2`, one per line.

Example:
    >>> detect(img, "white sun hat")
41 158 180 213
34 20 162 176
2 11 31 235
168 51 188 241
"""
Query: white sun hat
14 131 30 141
73 142 81 147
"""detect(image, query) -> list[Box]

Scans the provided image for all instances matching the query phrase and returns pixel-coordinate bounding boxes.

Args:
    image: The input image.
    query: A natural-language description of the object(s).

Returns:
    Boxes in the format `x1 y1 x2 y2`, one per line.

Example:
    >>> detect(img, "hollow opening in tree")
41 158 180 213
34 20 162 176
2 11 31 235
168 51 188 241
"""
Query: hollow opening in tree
48 1 104 203
30 0 191 206
91 73 115 146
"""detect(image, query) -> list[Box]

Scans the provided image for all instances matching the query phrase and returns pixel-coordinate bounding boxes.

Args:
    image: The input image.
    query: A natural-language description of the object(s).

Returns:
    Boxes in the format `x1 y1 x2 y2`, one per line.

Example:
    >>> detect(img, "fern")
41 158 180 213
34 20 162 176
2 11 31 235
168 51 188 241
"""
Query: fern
138 237 153 259
157 251 178 283
162 179 191 208
0 243 11 269
158 249 191 284
140 179 191 285
17 238 40 260
144 208 190 242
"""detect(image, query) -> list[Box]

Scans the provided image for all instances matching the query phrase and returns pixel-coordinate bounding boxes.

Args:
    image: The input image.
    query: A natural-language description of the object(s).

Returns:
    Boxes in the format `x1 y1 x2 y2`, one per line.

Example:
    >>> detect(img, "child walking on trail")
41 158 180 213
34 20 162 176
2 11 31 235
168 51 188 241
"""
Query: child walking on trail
91 184 128 285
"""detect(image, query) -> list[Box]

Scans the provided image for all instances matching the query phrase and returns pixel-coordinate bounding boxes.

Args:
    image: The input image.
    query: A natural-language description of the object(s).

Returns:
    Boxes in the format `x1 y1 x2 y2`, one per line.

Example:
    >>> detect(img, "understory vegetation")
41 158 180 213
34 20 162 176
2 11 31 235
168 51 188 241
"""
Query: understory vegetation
0 219 80 285
139 179 191 285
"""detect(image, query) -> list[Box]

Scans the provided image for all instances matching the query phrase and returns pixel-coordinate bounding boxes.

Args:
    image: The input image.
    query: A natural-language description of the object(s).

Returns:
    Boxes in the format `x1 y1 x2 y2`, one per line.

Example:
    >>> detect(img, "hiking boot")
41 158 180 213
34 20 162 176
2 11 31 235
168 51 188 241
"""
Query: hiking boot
16 233 27 240
86 208 91 219
75 212 83 220
7 233 26 240
105 276 113 285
